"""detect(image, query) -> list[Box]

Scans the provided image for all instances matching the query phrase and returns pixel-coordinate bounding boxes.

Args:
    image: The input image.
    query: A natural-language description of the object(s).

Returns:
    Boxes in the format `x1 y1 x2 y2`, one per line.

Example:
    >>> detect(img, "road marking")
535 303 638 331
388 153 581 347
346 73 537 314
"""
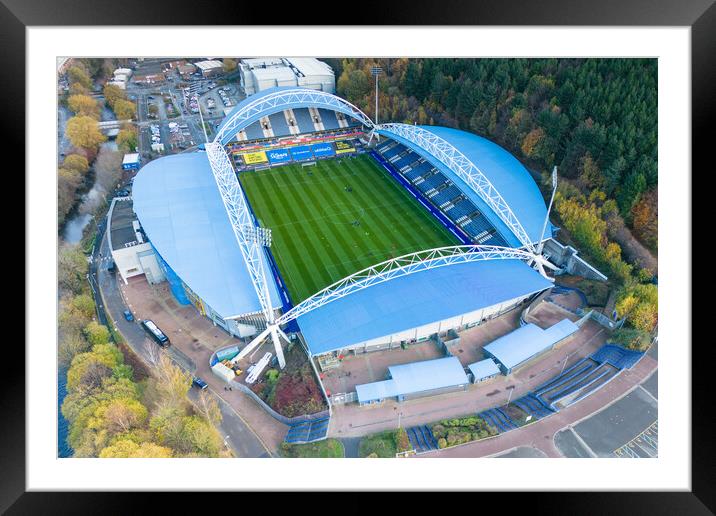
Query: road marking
569 426 598 458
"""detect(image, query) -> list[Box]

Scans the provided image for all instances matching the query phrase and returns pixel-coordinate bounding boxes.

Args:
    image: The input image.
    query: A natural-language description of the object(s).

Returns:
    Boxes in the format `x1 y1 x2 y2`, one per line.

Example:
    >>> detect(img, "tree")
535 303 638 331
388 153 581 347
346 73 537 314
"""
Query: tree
223 58 237 72
84 321 110 346
113 99 136 121
116 129 138 153
631 188 657 251
62 154 89 174
103 84 125 109
99 440 173 458
66 115 106 151
58 245 88 295
68 94 100 119
93 146 123 194
67 65 93 91
58 168 83 224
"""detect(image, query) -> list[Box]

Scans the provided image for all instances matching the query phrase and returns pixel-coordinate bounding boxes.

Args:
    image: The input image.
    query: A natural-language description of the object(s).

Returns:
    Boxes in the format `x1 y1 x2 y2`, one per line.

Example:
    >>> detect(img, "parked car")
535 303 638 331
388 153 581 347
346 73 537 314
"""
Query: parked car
123 310 134 322
192 377 208 390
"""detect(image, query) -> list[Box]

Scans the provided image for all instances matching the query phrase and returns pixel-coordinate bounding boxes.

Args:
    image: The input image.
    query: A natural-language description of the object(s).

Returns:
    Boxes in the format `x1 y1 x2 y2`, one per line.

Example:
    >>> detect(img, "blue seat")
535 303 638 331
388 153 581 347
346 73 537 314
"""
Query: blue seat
382 143 406 160
317 108 340 130
244 122 264 141
445 199 477 221
268 112 291 137
293 108 317 134
394 152 420 170
431 185 461 206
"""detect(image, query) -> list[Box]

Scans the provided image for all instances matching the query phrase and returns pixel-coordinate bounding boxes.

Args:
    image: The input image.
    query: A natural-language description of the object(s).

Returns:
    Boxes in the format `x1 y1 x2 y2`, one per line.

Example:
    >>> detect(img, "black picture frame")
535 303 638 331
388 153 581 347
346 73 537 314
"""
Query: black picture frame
7 0 709 512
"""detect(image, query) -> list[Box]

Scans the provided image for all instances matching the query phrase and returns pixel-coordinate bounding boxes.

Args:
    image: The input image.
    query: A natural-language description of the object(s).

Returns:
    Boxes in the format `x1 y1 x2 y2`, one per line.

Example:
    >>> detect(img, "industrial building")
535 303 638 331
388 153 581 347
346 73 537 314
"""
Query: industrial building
106 198 164 285
194 59 224 78
238 58 335 95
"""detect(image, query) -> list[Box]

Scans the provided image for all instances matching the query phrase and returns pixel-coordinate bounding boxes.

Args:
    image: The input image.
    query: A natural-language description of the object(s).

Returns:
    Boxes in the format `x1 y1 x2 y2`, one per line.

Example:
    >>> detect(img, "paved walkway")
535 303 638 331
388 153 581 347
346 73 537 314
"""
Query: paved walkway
418 353 657 458
96 225 284 457
329 317 607 439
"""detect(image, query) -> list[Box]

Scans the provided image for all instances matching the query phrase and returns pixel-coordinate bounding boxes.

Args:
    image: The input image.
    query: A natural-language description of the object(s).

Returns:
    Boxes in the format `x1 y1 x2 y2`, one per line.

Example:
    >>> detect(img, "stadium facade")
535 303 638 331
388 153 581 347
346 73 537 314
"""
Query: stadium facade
129 86 595 365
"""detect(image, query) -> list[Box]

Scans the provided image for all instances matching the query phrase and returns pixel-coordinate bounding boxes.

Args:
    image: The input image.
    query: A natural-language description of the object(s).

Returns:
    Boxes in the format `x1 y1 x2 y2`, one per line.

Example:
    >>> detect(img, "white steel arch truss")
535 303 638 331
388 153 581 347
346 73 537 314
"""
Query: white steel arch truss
204 141 275 321
276 245 540 325
376 123 536 253
215 88 375 145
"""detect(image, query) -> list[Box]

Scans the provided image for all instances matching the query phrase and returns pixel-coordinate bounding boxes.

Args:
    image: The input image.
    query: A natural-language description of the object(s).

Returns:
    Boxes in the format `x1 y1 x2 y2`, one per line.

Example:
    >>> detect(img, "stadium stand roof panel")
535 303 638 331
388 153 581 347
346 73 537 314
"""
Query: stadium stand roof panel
356 357 469 404
379 125 552 247
483 318 580 373
297 259 552 356
131 151 282 319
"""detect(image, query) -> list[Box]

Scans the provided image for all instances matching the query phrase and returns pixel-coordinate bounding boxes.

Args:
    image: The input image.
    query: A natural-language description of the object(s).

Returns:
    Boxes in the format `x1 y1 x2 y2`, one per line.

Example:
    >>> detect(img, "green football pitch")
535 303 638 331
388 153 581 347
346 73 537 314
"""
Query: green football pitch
239 153 459 303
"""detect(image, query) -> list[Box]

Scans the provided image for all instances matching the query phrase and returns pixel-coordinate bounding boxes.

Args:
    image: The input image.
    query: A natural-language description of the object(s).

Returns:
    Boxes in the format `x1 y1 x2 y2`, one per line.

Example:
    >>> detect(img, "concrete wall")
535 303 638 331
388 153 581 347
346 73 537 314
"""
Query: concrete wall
543 238 608 281
343 293 535 355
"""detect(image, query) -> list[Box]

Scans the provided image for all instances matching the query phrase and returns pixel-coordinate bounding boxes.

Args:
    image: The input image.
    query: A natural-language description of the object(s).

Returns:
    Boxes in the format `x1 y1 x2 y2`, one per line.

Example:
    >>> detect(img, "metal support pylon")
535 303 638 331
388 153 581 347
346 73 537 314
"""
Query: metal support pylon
232 323 288 369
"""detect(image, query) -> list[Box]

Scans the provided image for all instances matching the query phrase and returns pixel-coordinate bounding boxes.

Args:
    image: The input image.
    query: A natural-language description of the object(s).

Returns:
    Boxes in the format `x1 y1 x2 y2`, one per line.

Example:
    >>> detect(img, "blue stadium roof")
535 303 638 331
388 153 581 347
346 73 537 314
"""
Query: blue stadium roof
379 126 551 247
356 356 469 404
483 319 580 373
132 152 281 319
297 259 552 356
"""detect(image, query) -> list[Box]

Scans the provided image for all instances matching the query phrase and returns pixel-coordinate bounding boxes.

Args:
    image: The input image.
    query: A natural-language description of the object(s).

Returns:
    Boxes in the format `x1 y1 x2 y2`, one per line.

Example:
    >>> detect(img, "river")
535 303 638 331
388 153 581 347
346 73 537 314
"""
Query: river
58 367 72 457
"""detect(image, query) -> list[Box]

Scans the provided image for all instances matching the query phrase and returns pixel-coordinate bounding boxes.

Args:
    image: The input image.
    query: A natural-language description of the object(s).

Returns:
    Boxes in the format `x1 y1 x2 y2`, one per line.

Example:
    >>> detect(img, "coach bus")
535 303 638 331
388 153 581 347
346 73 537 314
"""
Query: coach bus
141 319 170 347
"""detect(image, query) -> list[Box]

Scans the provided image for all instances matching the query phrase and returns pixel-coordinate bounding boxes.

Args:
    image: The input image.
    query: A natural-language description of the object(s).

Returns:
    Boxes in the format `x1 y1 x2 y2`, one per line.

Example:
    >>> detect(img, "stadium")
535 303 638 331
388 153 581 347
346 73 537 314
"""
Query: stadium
131 86 602 405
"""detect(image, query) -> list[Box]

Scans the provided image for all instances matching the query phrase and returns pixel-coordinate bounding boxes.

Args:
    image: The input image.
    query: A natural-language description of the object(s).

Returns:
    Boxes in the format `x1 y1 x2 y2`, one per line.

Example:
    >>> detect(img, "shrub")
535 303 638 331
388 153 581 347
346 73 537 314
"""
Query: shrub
437 438 447 449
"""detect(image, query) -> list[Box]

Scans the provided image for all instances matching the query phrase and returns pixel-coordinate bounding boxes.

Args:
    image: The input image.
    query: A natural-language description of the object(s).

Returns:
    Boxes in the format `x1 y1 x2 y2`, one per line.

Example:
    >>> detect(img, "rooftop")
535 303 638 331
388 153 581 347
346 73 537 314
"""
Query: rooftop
467 358 502 381
356 356 469 403
122 153 140 164
131 151 282 319
379 125 550 247
297 258 552 356
195 60 223 71
109 199 139 251
483 318 580 371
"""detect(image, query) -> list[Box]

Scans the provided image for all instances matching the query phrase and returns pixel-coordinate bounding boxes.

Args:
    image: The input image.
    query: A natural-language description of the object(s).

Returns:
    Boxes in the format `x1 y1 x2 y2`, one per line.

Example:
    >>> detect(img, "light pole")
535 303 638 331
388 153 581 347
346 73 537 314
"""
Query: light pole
370 66 383 125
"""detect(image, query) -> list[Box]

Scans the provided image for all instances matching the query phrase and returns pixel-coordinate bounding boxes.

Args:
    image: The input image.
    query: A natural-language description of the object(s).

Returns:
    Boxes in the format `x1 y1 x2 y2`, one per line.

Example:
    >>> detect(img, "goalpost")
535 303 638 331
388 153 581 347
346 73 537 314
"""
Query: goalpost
301 161 317 167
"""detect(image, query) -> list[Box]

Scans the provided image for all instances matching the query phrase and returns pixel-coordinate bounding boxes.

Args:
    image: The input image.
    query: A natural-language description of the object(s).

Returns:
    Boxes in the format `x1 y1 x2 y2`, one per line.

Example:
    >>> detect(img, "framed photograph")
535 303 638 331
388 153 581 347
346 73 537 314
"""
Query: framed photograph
9 0 708 511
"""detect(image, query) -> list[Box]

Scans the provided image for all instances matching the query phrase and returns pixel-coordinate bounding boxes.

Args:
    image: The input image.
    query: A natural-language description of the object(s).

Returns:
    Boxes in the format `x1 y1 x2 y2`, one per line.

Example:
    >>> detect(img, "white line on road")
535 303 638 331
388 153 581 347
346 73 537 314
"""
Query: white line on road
569 426 598 458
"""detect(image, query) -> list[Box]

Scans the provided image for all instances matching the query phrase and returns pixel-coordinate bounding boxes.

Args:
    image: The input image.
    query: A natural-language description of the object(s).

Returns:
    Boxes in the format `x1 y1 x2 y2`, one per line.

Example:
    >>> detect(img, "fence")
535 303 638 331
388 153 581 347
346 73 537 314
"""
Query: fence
330 391 358 405
235 382 330 425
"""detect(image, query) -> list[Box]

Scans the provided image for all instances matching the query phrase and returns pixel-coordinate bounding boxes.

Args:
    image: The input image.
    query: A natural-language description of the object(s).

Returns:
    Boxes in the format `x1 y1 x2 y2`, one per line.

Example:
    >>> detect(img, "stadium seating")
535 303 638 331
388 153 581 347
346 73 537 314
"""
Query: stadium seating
591 344 644 370
393 152 421 171
415 171 448 194
293 108 317 134
244 122 265 141
317 108 340 130
268 112 291 137
445 198 478 222
430 184 462 206
381 143 407 161
377 141 399 154
462 215 494 238
476 232 508 246
404 161 434 180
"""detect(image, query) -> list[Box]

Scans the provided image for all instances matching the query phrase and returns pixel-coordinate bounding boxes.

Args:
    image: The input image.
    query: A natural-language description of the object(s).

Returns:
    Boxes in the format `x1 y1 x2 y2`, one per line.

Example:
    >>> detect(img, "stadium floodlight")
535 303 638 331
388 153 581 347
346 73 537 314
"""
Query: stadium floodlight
245 225 272 247
536 166 558 255
371 66 383 125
